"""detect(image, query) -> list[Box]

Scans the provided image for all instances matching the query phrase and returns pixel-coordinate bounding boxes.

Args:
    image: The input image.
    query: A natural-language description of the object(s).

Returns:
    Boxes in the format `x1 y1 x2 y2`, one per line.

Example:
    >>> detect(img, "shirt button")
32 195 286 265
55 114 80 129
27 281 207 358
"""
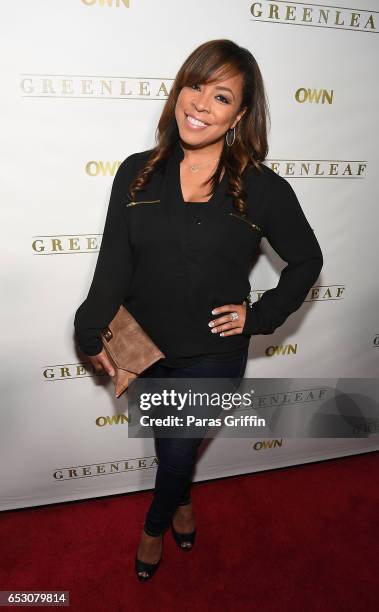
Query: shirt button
195 218 202 225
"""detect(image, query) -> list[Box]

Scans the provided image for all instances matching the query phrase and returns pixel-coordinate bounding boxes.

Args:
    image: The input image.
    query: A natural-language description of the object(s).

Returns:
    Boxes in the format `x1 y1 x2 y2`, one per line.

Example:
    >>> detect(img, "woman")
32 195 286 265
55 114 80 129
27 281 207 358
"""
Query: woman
74 39 323 581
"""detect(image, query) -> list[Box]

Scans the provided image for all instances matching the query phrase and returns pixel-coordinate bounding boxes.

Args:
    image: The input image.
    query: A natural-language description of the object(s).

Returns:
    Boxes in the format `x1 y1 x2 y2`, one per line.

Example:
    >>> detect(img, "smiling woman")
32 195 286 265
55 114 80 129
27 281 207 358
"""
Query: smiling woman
175 70 248 201
73 38 323 583
127 39 270 214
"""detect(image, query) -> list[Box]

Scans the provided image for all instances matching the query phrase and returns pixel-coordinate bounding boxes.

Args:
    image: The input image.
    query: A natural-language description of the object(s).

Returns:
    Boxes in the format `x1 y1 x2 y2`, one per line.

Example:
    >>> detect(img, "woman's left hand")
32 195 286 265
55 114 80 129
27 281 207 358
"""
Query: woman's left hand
208 301 247 336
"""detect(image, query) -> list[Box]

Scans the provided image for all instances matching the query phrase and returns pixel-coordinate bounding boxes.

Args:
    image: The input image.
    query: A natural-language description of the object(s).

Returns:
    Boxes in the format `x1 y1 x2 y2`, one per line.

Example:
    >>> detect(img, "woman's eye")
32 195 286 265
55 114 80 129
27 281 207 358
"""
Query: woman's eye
188 84 229 104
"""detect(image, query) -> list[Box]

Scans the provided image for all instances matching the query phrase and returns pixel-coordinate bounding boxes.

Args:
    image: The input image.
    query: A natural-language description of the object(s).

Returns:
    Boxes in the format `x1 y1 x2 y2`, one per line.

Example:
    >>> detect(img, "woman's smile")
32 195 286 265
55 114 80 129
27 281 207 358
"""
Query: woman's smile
184 112 209 129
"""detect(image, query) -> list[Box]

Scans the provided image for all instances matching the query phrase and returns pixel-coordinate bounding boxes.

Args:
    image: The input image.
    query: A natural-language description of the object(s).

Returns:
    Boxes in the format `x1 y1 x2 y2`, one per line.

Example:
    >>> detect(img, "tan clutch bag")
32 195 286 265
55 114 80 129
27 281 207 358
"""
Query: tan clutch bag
100 305 165 398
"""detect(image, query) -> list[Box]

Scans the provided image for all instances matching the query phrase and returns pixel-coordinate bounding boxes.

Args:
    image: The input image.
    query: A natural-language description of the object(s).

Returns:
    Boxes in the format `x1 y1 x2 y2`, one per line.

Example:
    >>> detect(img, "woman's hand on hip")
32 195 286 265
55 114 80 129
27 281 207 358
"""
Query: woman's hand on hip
208 301 247 336
88 348 115 377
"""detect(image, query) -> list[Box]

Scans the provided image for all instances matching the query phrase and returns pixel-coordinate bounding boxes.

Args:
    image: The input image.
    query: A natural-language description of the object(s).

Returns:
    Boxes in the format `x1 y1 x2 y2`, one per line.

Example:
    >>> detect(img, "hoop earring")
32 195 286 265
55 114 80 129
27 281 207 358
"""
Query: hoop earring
225 126 236 147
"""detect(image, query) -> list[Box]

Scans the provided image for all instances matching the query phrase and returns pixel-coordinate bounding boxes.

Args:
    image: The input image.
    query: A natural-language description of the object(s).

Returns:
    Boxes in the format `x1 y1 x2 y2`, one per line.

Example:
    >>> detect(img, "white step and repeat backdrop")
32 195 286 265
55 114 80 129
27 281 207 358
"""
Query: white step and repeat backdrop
1 1 378 511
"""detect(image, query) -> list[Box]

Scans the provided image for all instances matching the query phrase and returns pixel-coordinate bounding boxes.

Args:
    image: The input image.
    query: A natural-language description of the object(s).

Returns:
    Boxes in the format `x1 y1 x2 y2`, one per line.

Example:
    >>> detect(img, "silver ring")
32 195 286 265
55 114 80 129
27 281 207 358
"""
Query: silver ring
231 311 239 321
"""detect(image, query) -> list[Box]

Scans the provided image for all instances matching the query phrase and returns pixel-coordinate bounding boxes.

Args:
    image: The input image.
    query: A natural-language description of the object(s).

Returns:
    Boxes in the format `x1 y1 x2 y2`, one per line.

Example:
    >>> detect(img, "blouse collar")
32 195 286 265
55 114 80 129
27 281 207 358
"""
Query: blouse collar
172 137 185 163
165 137 230 209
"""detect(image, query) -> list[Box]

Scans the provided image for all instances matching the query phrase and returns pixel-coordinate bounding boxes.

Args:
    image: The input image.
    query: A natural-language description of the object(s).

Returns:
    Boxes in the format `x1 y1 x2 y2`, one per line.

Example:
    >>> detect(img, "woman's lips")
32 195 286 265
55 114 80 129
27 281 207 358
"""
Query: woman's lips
184 112 209 130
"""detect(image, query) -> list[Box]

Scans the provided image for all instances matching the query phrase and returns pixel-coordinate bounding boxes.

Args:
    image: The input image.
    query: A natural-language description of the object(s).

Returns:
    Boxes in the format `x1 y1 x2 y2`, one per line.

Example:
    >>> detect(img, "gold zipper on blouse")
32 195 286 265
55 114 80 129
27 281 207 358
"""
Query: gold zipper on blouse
126 199 161 207
229 212 262 233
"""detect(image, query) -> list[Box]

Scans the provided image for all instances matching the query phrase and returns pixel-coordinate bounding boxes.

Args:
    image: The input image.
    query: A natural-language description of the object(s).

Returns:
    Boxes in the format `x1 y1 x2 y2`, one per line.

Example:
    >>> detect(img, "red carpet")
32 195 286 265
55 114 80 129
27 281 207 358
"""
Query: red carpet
0 451 377 611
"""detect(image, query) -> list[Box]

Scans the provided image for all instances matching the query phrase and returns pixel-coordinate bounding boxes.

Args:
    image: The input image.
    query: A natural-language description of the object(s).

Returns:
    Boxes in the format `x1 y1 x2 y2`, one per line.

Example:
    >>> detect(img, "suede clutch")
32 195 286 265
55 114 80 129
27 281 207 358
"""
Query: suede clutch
100 305 165 398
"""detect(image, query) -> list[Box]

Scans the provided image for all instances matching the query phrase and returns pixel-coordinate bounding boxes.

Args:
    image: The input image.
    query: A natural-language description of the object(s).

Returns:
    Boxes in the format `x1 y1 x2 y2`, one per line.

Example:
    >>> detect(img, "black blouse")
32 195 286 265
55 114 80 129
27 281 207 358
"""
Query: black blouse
74 139 323 367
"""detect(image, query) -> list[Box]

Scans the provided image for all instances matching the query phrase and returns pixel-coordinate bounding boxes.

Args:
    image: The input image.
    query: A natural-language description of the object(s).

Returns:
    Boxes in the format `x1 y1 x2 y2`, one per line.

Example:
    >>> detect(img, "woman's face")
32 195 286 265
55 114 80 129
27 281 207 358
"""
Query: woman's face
175 69 247 149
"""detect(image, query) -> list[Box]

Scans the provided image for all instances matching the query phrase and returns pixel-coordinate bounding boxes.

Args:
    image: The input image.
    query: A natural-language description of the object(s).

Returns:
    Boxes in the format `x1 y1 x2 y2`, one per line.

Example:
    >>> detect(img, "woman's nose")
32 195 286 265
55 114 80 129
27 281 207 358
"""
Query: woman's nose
192 92 211 112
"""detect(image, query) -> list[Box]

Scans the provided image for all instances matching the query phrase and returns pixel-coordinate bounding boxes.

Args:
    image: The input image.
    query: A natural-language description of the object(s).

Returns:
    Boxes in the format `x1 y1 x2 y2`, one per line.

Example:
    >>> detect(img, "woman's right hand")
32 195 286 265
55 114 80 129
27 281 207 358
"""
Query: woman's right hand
88 348 115 377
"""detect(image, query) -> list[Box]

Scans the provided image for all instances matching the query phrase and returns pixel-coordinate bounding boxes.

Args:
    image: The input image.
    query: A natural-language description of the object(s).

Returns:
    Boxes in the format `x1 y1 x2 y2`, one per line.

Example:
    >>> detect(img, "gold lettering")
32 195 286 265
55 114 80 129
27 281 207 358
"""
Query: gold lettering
303 7 313 23
307 89 323 104
285 5 296 21
98 161 120 176
81 79 93 95
20 78 33 94
342 164 353 176
32 239 44 252
268 3 279 20
250 2 262 18
81 0 129 5
318 9 329 25
322 89 333 104
295 88 307 103
51 239 64 252
336 287 345 298
42 79 54 94
86 237 98 250
285 162 295 176
364 15 375 30
120 80 133 96
100 80 112 95
315 164 325 176
60 367 71 378
139 81 150 96
269 162 280 174
62 79 74 95
69 238 80 251
335 10 345 26
85 161 100 176
248 3 376 32
156 81 169 97
350 12 360 28
310 287 320 299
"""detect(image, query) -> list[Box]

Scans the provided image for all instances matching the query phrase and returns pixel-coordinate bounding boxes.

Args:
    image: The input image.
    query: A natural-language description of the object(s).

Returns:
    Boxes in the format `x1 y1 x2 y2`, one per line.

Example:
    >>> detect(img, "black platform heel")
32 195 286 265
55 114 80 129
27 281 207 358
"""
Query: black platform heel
171 501 196 551
171 524 196 551
135 532 163 582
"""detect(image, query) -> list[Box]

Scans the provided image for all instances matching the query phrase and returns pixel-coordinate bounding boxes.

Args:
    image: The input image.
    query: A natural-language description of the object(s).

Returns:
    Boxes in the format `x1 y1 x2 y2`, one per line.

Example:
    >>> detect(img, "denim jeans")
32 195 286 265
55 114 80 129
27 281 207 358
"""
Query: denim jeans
139 348 249 536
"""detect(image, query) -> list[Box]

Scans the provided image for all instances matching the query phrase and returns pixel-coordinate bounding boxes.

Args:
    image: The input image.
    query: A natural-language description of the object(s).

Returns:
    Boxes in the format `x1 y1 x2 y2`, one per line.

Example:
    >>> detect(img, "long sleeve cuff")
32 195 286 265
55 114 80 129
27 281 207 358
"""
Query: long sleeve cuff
242 254 323 336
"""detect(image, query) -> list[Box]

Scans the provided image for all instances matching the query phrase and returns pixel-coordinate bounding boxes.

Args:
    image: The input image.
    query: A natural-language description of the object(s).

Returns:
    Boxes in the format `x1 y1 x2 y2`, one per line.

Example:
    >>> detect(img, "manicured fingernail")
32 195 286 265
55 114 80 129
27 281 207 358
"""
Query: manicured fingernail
208 321 214 327
212 309 217 314
211 328 218 333
220 333 224 337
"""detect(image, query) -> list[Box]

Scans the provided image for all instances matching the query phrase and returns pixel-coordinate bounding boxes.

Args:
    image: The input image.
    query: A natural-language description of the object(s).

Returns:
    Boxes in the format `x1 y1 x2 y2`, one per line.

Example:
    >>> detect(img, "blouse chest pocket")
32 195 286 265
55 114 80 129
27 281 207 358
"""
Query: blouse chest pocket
214 211 263 261
205 209 263 263
226 211 263 255
229 212 262 234
126 198 169 254
126 199 161 207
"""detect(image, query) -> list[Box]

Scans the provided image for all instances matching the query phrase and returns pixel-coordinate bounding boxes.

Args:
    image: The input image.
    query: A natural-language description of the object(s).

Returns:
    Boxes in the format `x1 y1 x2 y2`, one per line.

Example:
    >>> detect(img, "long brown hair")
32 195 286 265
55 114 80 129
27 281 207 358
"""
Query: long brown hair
127 39 270 215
